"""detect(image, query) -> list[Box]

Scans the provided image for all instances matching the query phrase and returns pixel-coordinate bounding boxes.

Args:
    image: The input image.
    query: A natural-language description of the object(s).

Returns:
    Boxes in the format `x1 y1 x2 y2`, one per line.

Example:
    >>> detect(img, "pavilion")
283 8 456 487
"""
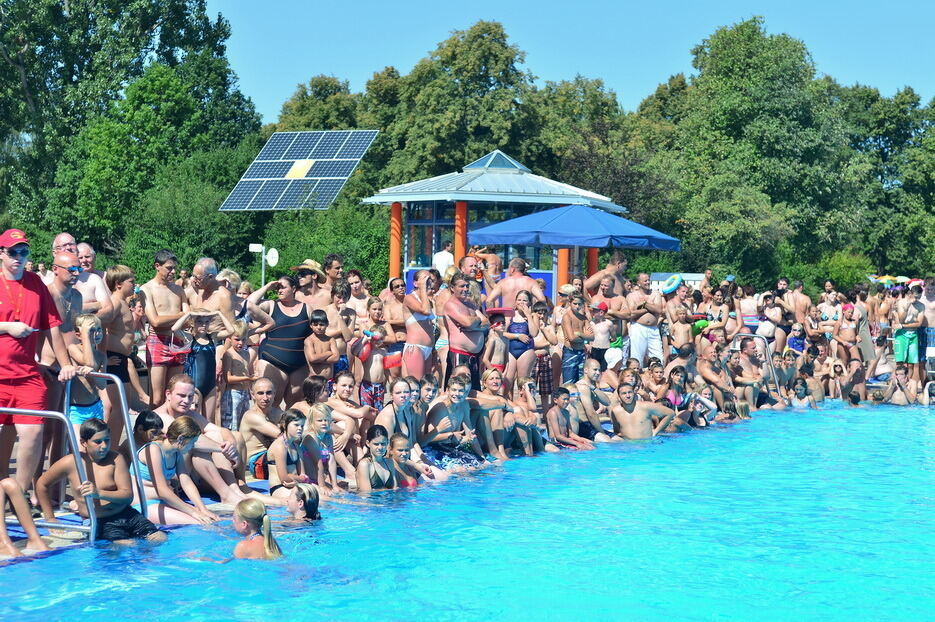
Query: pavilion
361 150 628 284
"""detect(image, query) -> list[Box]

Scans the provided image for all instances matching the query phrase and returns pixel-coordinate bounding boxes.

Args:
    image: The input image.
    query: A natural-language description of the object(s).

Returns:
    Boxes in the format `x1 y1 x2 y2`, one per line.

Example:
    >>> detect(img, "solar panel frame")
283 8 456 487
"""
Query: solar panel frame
219 129 378 212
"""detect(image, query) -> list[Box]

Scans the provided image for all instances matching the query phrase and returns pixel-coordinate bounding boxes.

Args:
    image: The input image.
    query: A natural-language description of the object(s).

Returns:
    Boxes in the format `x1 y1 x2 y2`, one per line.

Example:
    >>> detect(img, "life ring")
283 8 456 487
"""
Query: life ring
691 319 709 337
661 274 682 295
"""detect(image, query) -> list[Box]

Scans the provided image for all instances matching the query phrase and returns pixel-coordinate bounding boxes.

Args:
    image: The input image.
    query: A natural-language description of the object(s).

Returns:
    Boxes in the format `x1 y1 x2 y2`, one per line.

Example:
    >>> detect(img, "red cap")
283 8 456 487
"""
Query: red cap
591 301 609 312
0 229 29 248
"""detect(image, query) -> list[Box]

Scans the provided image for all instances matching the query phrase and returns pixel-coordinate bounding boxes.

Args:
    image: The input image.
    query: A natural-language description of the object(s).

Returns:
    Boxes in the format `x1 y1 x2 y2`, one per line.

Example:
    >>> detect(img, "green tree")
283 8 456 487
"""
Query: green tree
121 140 263 279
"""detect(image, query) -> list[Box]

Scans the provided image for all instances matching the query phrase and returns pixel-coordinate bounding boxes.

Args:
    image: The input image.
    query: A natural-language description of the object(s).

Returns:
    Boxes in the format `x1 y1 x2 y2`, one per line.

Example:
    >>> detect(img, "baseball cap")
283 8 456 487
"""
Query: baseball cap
725 275 735 282
590 301 608 312
0 229 29 248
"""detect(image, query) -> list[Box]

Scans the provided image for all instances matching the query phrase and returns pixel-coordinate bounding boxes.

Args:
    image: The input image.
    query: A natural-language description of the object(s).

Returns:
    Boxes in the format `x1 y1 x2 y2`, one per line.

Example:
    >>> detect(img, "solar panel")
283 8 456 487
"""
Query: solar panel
219 129 378 211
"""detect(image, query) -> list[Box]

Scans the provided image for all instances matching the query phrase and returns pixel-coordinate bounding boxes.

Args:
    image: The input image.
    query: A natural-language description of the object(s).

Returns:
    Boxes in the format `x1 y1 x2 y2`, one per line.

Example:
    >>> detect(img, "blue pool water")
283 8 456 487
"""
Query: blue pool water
2 404 932 621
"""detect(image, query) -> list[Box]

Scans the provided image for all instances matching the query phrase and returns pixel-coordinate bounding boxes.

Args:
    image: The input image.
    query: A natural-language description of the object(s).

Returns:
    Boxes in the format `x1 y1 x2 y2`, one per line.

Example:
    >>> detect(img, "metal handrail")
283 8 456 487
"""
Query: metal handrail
64 372 147 514
1 407 98 542
731 333 785 402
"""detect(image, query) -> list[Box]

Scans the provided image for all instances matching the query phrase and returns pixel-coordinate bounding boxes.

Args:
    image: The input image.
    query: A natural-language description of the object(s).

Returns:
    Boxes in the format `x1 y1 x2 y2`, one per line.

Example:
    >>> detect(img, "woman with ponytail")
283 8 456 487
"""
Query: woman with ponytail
232 498 282 560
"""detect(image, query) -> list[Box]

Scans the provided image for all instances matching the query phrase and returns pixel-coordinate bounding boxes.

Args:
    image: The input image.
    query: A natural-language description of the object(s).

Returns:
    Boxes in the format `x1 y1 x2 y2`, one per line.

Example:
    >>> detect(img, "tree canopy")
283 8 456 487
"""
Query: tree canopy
0 14 931 290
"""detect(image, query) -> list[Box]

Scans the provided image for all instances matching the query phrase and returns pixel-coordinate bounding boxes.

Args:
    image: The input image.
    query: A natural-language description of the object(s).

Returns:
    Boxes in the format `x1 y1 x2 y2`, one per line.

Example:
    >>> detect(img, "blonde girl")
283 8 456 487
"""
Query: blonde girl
233 498 282 560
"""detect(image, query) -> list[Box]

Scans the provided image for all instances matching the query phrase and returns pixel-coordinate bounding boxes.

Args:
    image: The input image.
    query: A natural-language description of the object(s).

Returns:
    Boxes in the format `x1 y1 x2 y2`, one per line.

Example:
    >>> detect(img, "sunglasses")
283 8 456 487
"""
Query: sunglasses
54 264 84 274
4 246 30 259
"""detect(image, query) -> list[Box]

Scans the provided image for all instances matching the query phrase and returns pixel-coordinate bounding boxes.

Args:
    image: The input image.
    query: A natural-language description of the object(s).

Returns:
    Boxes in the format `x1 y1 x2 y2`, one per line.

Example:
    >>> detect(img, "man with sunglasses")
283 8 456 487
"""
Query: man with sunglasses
48 233 112 318
0 229 78 495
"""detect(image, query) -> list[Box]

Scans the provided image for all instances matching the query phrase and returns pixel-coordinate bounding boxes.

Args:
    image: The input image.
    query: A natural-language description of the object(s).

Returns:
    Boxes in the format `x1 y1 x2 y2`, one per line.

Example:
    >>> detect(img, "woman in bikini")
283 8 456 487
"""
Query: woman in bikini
402 270 436 379
254 275 312 407
832 303 861 364
356 424 396 492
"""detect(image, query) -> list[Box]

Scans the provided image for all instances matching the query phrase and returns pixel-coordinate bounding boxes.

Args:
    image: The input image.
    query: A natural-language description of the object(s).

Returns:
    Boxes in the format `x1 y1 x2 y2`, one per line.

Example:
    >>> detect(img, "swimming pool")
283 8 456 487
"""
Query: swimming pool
2 404 932 621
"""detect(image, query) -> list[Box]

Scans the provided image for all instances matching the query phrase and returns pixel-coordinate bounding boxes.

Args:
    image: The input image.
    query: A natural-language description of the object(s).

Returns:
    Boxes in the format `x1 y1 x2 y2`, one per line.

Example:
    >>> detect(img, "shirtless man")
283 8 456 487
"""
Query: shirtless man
322 253 344 291
918 277 935 379
239 378 284 472
155 374 271 505
884 364 918 405
186 257 235 340
41 253 84 414
485 257 546 308
583 251 629 298
444 272 490 390
291 259 331 310
345 269 371 319
59 237 111 318
610 383 678 439
627 272 665 366
423 375 486 469
665 343 700 387
574 359 614 442
76 243 104 279
790 280 811 326
697 344 736 408
140 249 189 406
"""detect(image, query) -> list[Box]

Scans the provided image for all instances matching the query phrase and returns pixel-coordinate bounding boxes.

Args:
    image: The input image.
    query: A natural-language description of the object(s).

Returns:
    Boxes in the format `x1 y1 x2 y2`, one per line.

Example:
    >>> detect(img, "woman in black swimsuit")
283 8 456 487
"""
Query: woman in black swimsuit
356 424 396 492
256 276 312 407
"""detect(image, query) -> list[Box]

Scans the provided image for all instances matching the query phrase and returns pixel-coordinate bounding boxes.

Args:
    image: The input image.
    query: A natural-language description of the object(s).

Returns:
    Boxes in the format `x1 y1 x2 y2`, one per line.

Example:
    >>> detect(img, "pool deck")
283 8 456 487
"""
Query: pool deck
1 480 272 565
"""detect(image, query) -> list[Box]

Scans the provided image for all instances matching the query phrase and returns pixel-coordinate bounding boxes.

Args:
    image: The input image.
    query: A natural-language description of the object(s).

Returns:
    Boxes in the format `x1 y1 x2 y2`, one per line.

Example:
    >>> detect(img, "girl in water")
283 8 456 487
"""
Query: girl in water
286 483 321 520
134 411 219 525
267 409 310 498
790 378 818 409
387 433 427 488
233 498 282 560
355 425 396 492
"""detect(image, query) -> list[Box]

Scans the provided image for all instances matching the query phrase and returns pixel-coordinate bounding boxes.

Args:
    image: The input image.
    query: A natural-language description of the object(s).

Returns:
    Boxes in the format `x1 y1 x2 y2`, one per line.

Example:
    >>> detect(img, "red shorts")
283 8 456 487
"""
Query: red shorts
146 331 189 367
0 375 47 424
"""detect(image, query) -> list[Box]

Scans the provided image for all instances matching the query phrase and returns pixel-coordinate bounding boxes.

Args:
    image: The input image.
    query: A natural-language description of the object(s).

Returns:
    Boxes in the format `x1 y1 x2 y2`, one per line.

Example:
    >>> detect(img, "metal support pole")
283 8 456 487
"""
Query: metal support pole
1 407 98 541
730 333 783 399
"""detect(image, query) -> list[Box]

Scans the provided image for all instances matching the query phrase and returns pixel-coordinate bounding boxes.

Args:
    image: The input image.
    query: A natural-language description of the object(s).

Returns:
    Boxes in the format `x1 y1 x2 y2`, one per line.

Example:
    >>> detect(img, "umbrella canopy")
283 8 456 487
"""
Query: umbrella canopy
468 204 680 251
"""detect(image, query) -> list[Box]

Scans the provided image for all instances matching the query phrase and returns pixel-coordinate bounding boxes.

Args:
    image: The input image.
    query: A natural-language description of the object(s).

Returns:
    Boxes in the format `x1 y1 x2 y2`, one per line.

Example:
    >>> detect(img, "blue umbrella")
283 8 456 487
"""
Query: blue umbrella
467 204 680 251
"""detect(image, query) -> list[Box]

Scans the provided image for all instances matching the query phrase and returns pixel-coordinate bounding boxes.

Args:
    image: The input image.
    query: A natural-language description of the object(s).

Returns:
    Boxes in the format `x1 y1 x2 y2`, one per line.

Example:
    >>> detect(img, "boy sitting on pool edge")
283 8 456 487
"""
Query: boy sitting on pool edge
36 418 167 544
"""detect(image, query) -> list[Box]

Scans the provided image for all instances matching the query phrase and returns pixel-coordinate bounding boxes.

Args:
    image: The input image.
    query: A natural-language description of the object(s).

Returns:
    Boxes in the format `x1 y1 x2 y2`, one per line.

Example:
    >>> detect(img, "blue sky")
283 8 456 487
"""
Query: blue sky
207 1 935 125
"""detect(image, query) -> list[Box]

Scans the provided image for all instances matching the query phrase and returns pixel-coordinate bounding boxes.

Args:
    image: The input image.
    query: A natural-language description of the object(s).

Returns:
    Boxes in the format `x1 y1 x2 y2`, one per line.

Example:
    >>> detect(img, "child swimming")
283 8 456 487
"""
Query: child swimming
233 498 282 560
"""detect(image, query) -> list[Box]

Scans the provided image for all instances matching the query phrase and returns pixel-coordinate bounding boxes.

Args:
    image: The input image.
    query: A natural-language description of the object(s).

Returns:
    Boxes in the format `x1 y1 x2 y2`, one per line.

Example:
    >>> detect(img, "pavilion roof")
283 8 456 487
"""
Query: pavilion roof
361 150 627 213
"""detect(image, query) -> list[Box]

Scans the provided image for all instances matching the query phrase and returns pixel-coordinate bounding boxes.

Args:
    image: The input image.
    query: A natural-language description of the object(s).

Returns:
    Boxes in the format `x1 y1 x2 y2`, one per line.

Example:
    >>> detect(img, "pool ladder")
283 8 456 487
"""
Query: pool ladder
730 333 784 404
3 372 147 543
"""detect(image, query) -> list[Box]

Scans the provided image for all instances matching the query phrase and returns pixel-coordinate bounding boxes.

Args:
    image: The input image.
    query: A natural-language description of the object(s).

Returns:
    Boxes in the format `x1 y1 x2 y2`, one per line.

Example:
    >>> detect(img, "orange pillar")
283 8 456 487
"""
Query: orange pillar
587 248 599 276
454 200 468 263
389 202 402 278
557 248 570 286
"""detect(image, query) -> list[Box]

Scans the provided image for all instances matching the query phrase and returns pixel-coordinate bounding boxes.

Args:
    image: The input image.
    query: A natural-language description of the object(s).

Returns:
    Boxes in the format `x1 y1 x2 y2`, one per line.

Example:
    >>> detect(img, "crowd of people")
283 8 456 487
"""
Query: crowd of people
1 227 933 560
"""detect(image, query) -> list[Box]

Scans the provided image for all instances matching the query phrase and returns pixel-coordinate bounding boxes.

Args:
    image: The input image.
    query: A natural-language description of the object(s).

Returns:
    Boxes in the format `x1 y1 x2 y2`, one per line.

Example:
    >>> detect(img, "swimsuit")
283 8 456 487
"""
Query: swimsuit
259 302 311 374
507 318 533 359
137 443 182 505
359 380 386 408
445 347 481 390
367 459 395 489
403 342 433 360
94 505 161 541
536 352 553 395
184 338 217 397
105 351 131 383
267 441 301 494
146 330 189 367
67 399 103 425
489 363 506 373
